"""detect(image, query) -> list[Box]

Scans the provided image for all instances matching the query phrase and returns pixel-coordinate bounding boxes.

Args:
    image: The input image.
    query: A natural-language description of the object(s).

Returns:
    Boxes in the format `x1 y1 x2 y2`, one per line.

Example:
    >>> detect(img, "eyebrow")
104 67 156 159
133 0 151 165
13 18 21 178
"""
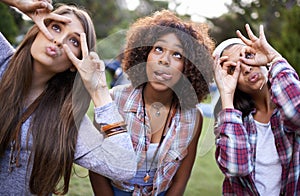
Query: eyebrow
155 39 183 52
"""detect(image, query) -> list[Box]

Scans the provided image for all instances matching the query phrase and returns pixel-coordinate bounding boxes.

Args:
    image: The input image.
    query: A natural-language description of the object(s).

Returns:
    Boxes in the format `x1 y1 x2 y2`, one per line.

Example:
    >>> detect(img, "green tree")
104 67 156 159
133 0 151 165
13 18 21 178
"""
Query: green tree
0 3 19 44
207 0 300 74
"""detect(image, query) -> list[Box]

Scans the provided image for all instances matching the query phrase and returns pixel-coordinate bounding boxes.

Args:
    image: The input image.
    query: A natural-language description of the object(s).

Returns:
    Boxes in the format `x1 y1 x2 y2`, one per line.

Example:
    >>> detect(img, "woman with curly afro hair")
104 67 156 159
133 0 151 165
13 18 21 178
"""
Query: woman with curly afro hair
89 9 215 196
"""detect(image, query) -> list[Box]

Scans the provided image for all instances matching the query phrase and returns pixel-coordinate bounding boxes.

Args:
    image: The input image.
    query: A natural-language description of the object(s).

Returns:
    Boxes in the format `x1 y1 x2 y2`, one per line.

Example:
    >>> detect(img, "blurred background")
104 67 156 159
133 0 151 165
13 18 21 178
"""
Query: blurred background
1 0 299 74
1 0 299 195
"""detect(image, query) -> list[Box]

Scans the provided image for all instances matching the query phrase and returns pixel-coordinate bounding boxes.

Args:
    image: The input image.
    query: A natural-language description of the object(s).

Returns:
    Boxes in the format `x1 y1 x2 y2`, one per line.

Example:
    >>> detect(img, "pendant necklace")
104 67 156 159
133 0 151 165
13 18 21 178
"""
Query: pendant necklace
142 87 173 183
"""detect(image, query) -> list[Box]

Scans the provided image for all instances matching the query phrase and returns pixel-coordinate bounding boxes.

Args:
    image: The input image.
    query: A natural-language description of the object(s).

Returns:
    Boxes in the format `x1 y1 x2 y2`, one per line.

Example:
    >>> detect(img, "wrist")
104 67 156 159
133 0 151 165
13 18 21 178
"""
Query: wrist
91 88 112 107
266 55 284 70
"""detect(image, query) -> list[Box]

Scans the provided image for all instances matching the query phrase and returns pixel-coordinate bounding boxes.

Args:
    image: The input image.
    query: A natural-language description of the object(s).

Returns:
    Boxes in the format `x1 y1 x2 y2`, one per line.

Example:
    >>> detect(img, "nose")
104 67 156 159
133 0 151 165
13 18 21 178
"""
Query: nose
158 52 170 66
53 35 65 48
240 63 252 75
53 40 63 48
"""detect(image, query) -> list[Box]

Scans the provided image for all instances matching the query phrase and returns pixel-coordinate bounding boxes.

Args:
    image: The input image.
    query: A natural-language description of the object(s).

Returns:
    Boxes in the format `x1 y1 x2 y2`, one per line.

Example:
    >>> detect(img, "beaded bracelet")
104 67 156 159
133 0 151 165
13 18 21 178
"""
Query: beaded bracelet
100 121 127 132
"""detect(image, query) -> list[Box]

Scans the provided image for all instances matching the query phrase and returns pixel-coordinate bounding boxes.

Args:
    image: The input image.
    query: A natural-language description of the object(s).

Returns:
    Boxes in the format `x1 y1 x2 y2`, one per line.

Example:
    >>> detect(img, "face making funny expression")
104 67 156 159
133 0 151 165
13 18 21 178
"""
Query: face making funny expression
222 44 267 93
146 33 184 92
31 13 84 77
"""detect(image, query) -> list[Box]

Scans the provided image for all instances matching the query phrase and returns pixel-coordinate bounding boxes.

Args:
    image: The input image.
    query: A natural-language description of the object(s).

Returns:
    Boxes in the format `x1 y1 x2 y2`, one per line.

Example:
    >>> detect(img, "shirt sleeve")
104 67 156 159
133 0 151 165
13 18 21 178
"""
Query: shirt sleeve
269 59 300 134
0 32 15 77
214 109 253 177
74 102 137 181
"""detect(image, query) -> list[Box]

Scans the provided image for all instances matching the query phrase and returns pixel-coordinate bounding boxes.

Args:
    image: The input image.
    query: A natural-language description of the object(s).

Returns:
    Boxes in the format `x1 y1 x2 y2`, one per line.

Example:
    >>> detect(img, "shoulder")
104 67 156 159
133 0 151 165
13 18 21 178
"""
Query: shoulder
0 33 15 76
0 33 14 58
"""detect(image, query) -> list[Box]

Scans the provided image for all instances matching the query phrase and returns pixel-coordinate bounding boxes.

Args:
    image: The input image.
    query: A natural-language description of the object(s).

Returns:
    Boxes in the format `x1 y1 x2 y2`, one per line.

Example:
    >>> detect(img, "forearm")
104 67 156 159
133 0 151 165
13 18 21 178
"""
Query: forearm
215 109 253 176
269 59 300 129
89 170 114 196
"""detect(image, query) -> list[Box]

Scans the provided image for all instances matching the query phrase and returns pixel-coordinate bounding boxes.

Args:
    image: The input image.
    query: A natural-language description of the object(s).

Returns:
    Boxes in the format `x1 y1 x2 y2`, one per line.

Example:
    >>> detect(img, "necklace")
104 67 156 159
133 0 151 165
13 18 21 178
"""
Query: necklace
142 87 173 183
150 102 164 117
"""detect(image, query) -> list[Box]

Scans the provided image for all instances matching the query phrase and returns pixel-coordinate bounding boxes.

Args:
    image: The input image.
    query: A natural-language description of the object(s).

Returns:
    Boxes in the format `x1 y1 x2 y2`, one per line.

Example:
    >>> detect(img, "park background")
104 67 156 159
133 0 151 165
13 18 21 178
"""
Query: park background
1 0 299 195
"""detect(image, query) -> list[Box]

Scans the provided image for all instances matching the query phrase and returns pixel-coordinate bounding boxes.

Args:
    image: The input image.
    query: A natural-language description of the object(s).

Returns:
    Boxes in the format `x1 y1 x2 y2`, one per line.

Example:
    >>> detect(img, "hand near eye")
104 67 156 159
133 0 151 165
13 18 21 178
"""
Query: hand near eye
5 0 71 40
236 24 282 66
63 33 112 107
213 55 241 109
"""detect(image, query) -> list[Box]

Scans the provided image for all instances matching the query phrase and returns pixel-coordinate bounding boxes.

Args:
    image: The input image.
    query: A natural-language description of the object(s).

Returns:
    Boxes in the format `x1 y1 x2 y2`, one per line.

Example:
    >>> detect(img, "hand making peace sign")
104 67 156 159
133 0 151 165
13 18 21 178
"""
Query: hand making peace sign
63 33 111 107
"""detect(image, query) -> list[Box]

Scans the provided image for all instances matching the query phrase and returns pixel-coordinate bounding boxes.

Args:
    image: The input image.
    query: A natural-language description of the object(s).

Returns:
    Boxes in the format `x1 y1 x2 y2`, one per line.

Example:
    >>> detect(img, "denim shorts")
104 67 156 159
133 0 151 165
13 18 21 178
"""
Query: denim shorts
112 185 166 196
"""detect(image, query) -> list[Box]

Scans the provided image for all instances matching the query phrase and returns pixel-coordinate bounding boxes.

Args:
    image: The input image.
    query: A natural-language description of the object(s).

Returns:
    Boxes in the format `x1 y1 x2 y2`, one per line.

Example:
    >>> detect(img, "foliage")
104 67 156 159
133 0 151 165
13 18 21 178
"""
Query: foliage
0 4 19 44
273 5 300 74
207 0 300 75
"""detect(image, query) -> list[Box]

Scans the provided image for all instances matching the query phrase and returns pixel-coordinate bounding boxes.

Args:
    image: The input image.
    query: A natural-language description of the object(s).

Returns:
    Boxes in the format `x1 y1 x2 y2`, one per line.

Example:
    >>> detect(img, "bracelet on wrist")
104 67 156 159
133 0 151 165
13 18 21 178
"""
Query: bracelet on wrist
105 129 127 138
100 121 127 132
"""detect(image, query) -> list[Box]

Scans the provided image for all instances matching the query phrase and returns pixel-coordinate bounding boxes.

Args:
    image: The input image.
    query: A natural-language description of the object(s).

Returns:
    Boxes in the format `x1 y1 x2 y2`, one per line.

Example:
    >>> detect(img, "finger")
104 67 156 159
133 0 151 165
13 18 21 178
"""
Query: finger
47 13 72 23
28 1 49 11
63 44 80 69
80 33 89 58
259 24 266 40
233 61 241 76
42 1 53 11
245 24 258 42
40 0 53 10
35 21 53 40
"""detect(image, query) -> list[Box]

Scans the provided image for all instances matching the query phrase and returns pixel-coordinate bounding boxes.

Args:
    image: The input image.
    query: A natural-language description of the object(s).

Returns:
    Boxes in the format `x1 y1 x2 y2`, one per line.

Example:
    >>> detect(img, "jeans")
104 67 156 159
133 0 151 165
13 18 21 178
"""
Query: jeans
112 185 166 196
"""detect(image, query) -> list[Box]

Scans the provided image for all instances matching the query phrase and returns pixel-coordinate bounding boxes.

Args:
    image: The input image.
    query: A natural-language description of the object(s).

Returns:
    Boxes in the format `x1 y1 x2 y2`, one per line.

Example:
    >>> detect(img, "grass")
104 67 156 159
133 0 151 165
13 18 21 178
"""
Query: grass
66 116 224 196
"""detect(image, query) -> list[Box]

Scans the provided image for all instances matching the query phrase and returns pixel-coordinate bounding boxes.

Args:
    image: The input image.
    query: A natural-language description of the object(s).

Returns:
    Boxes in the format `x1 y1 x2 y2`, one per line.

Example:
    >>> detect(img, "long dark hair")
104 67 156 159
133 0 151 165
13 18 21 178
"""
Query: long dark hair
0 4 96 195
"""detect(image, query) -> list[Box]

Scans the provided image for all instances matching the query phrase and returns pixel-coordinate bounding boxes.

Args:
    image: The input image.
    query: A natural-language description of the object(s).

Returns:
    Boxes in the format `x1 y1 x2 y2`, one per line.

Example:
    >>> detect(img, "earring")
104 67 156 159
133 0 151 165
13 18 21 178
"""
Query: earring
70 67 76 72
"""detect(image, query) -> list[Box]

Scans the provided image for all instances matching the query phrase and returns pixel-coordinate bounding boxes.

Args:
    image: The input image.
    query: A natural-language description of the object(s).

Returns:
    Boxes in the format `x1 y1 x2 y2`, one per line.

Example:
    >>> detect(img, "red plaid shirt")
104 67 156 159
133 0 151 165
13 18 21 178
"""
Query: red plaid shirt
215 59 300 196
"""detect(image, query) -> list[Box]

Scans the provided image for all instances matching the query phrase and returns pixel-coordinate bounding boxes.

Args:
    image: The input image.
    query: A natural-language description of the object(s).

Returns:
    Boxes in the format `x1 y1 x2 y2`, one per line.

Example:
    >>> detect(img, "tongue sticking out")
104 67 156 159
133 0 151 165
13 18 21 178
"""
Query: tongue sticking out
155 71 172 81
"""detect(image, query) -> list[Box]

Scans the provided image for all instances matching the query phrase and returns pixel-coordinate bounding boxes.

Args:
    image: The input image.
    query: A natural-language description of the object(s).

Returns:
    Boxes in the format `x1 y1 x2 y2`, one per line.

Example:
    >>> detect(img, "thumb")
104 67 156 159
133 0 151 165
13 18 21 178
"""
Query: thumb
34 1 53 11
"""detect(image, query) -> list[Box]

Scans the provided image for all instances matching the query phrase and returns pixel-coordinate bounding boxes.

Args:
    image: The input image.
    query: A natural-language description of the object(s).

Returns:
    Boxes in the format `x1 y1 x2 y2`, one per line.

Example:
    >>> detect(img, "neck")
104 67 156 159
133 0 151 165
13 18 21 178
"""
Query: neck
143 84 174 106
252 89 275 122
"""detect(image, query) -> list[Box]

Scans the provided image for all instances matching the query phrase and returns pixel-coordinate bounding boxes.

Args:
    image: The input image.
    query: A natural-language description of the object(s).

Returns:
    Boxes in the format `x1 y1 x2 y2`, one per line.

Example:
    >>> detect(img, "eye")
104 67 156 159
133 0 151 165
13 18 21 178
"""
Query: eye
245 52 254 59
69 37 80 47
173 52 182 59
51 24 61 33
154 46 163 53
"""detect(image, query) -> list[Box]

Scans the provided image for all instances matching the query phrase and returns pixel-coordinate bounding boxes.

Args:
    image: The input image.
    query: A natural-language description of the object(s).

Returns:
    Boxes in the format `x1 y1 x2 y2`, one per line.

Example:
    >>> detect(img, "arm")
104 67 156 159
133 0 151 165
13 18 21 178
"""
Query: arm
165 111 202 196
237 24 300 131
269 60 300 131
89 170 114 196
214 109 253 177
66 34 136 180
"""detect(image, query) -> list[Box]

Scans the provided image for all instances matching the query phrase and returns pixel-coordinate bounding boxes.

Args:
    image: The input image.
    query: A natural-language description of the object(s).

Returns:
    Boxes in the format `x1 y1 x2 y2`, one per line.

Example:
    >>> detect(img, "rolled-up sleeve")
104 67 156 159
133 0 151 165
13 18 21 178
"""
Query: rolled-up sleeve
215 109 253 177
269 59 300 134
74 102 137 181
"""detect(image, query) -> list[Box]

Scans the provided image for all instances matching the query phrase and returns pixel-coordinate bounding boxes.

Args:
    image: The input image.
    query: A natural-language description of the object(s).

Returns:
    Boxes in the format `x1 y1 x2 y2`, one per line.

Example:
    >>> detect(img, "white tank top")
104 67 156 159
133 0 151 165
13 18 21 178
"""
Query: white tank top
254 120 282 196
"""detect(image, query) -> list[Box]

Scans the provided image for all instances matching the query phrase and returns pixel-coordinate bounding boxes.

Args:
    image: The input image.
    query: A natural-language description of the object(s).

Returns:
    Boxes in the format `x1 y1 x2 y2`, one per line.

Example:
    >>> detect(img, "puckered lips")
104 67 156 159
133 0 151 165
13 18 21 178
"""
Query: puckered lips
153 70 173 81
248 72 261 83
46 46 62 57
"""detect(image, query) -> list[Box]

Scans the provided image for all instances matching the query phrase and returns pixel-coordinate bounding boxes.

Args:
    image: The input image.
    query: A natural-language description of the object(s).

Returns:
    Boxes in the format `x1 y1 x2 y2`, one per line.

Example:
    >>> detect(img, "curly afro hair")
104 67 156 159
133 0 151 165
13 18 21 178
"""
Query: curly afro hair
122 9 215 109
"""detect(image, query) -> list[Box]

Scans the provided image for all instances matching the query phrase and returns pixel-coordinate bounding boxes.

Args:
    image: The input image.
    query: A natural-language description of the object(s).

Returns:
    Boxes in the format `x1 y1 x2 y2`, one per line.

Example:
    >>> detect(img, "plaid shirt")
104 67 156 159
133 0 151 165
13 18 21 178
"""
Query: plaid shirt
215 59 300 196
110 84 198 196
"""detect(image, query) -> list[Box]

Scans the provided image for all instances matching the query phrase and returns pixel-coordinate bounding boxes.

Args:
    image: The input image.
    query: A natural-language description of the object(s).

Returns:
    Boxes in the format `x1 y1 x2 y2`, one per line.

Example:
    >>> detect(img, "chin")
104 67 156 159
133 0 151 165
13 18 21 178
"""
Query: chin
149 81 172 91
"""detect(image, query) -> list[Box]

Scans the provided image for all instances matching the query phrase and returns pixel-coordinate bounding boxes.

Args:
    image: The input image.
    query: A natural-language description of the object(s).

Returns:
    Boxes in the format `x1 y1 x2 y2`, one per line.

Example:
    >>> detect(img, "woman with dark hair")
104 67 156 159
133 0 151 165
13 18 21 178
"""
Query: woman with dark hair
89 9 215 196
213 24 300 195
0 0 136 195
